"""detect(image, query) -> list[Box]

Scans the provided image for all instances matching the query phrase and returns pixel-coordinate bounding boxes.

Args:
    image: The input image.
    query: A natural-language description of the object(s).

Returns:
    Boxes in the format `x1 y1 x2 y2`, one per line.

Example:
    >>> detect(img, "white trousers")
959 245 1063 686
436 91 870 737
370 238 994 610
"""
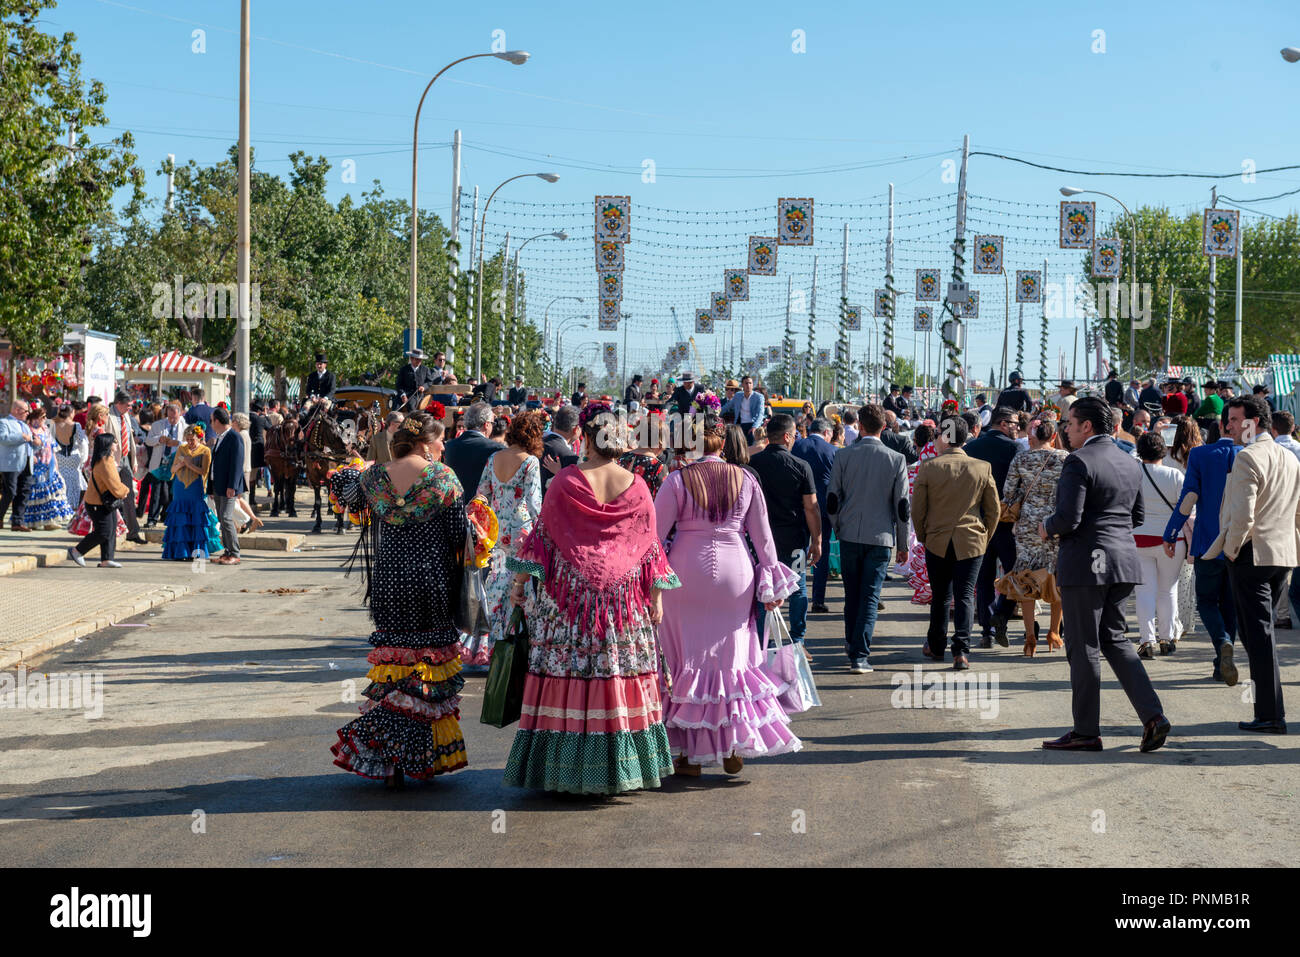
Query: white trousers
1135 541 1186 645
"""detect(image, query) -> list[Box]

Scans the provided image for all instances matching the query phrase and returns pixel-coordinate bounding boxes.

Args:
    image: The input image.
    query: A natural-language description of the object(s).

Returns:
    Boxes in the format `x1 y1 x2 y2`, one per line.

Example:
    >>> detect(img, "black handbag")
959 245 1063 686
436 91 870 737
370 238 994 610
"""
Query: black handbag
92 471 127 511
453 524 490 636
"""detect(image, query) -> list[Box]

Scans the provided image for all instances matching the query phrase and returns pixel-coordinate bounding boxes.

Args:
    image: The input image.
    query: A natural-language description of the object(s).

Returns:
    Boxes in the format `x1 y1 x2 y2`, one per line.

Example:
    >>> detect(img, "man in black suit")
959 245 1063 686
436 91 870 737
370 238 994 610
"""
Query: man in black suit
964 406 1021 646
395 349 434 411
441 401 499 503
570 382 588 408
671 373 702 415
624 374 643 412
207 407 247 565
507 376 528 406
879 410 918 463
995 371 1033 413
1103 370 1124 407
1040 397 1170 752
540 405 580 496
305 353 336 400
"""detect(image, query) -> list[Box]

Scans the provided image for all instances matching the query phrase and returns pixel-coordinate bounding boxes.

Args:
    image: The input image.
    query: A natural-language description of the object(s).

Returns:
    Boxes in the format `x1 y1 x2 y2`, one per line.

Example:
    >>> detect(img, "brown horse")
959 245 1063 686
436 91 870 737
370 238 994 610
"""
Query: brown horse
263 417 301 518
302 405 354 534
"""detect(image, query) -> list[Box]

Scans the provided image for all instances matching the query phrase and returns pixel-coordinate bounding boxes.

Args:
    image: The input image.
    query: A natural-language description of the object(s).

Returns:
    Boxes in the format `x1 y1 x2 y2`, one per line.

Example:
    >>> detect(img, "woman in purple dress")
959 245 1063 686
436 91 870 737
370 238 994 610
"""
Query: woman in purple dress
654 410 803 776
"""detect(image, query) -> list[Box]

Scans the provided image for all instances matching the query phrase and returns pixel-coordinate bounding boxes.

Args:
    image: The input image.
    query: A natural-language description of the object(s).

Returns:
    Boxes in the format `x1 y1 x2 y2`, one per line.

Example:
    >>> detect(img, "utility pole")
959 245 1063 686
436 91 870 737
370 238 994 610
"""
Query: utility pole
883 182 895 386
943 134 970 397
1208 185 1217 369
807 256 818 401
1072 326 1078 381
465 185 479 378
783 274 795 394
837 222 849 401
1164 287 1174 370
1234 225 1244 373
497 231 510 378
447 130 461 370
235 0 251 414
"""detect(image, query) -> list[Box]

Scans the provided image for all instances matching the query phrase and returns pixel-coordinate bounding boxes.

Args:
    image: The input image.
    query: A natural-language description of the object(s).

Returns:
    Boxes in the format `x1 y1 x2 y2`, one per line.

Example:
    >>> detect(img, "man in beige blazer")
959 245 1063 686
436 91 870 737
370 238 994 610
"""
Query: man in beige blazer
1204 394 1300 733
913 414 1001 669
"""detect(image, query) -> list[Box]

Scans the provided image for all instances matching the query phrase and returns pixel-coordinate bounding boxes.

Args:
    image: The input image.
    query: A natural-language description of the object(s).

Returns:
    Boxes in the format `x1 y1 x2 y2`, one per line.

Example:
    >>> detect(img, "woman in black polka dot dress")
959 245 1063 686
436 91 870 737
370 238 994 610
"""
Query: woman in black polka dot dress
329 413 470 788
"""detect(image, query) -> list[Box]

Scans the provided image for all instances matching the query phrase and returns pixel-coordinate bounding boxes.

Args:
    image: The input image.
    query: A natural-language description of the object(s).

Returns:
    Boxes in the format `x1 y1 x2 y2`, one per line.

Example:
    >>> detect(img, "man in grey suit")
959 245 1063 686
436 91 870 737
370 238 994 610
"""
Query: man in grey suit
827 403 909 673
1040 397 1171 752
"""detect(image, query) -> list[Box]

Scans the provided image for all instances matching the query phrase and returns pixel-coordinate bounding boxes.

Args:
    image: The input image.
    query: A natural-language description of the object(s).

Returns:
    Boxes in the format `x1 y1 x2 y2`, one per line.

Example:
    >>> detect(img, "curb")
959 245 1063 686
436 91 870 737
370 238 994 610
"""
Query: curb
0 535 146 578
0 582 194 671
142 529 305 551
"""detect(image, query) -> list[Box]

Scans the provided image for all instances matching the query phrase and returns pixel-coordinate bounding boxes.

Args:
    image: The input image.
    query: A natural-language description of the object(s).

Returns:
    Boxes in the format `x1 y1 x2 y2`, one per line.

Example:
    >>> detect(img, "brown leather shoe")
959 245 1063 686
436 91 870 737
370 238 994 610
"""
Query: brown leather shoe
723 753 744 774
10 524 32 533
1042 731 1103 751
1140 714 1171 753
673 756 701 777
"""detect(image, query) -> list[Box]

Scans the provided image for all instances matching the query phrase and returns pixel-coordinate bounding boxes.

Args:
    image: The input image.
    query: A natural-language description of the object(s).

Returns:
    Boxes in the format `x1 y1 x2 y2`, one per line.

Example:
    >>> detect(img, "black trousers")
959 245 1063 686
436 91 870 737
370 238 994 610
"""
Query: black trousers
0 467 32 526
976 523 1017 634
1226 542 1288 723
75 503 118 562
142 472 171 523
117 462 140 536
1060 583 1163 737
924 543 982 657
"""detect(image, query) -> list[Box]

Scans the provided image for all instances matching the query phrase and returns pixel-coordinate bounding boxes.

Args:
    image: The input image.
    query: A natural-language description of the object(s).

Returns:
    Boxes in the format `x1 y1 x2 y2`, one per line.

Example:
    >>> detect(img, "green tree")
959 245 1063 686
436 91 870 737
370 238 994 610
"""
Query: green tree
0 0 138 398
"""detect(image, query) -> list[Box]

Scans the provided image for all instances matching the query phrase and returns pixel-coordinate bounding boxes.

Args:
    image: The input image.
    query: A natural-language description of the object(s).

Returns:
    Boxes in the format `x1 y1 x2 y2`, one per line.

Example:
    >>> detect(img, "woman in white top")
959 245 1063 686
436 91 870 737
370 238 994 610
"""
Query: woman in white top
1133 432 1191 657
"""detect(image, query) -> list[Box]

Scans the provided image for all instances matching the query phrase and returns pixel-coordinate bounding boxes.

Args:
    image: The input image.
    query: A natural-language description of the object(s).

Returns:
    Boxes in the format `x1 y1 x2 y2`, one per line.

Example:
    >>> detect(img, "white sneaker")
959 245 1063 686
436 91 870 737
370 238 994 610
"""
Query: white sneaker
97 560 122 568
66 547 86 568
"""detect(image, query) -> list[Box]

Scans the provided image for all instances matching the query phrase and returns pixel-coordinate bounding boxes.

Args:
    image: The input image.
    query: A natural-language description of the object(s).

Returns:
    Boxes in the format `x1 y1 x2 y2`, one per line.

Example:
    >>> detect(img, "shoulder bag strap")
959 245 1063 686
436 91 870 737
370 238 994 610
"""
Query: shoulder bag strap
1016 454 1054 503
1142 462 1177 512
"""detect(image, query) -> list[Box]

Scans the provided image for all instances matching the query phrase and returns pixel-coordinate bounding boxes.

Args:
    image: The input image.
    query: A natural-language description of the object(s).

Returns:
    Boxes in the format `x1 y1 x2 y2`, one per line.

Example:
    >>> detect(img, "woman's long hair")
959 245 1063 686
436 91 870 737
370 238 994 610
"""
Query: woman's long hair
1170 415 1202 466
89 432 116 469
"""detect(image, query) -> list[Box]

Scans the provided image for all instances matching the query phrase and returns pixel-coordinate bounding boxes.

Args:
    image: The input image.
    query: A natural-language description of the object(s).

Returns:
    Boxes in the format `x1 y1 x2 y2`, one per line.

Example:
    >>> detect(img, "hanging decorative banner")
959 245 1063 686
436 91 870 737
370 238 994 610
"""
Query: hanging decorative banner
914 306 934 332
956 290 979 319
711 291 731 321
748 236 778 275
603 343 618 364
595 240 624 272
723 269 750 301
767 345 781 363
695 310 714 334
755 353 767 368
874 289 891 317
816 347 832 365
597 272 623 301
1015 270 1042 303
845 305 862 331
915 268 941 302
600 299 621 322
776 198 814 246
972 235 1004 275
598 316 619 331
1059 200 1096 249
594 195 631 243
1203 208 1240 258
1091 237 1123 278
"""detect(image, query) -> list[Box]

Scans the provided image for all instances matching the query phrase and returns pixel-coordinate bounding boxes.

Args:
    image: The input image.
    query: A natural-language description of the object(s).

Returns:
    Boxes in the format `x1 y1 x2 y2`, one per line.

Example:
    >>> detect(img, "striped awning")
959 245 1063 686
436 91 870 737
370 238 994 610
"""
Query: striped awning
125 351 234 374
1270 354 1300 416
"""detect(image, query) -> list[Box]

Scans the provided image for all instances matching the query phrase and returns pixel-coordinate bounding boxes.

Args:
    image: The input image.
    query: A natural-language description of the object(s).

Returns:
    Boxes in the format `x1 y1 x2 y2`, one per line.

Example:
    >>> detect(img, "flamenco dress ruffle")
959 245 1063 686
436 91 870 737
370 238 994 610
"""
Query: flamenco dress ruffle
331 635 468 780
161 482 220 560
23 458 74 526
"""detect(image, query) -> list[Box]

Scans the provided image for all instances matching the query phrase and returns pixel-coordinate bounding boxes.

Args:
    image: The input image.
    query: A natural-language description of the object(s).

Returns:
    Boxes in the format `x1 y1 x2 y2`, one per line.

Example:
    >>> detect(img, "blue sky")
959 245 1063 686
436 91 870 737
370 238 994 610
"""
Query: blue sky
60 0 1300 386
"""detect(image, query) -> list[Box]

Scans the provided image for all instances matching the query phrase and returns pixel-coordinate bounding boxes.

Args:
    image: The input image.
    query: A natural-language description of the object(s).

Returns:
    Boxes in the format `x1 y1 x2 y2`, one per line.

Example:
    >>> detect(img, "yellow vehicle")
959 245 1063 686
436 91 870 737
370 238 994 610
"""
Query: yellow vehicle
766 395 813 415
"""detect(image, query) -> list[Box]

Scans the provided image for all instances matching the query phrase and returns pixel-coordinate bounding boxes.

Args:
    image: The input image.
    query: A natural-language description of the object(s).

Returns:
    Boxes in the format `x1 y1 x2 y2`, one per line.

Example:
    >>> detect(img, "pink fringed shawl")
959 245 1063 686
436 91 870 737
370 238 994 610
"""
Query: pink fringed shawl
515 466 673 637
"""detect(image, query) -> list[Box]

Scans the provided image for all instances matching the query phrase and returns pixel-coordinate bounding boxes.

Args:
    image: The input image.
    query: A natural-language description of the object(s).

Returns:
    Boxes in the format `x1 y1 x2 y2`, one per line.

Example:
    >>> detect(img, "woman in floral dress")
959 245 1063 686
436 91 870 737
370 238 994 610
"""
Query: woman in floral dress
51 405 88 512
329 412 469 788
618 411 669 497
505 403 680 795
464 409 544 669
901 424 938 604
1001 421 1068 655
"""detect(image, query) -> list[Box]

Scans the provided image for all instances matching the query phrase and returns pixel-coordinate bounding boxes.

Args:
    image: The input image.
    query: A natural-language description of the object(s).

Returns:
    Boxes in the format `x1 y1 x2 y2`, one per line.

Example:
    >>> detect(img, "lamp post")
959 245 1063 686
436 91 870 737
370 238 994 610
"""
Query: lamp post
544 295 583 388
509 231 567 380
409 50 529 354
1282 47 1300 62
474 172 560 381
556 317 589 392
567 341 602 396
1061 186 1139 377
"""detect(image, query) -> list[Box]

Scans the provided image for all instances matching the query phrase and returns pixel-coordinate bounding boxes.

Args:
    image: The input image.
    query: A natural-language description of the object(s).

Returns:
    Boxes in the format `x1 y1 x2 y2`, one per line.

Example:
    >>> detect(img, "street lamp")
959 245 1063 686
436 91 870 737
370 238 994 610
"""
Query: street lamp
1281 47 1300 62
508 231 568 380
409 50 529 354
544 295 583 388
556 316 590 391
474 172 560 381
1061 186 1139 377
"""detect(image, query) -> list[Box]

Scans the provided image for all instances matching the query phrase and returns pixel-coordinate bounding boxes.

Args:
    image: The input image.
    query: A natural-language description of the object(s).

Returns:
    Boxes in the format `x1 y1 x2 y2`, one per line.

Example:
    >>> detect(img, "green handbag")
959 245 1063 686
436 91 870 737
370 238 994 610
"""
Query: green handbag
479 606 530 728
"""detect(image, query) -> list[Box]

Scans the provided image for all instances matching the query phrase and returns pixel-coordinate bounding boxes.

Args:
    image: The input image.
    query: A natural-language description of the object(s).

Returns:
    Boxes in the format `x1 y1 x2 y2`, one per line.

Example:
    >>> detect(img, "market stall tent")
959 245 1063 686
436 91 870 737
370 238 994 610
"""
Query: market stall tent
118 350 234 403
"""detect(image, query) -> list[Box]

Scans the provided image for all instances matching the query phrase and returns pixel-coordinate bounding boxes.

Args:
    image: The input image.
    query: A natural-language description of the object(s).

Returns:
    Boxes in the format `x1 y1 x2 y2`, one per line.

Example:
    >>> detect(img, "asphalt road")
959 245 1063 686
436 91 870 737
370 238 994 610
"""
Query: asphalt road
1 516 1295 867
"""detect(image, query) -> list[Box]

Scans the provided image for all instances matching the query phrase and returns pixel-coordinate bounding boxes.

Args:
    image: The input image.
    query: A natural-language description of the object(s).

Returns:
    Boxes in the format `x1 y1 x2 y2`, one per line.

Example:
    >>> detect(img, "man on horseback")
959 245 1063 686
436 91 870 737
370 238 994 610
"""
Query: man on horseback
306 353 336 400
395 349 435 412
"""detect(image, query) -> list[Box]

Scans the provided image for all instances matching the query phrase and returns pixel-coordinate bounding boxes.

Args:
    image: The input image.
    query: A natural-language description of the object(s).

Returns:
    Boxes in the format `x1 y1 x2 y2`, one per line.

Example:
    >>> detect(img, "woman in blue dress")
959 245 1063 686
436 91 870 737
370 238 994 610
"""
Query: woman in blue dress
161 424 222 560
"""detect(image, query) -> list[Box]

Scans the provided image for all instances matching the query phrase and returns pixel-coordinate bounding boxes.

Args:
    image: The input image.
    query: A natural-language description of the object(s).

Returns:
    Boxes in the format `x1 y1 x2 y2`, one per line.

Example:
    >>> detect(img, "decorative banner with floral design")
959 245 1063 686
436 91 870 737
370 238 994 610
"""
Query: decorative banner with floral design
1091 237 1123 278
1059 200 1096 249
724 268 750 301
600 299 621 322
915 268 941 301
1203 208 1240 258
711 291 731 321
603 343 618 363
956 290 979 318
594 195 631 243
874 288 891 317
595 240 624 271
748 236 778 275
598 271 623 300
598 316 619 331
914 306 934 332
776 198 814 246
845 304 862 330
695 310 714 334
972 234 1004 275
768 345 782 363
1015 269 1042 302
816 347 832 365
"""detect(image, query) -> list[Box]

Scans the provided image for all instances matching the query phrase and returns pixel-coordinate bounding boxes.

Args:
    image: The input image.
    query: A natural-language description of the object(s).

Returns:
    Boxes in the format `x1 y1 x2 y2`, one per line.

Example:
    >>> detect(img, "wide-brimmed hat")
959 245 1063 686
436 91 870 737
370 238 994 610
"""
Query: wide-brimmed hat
725 378 740 389
405 348 426 359
1060 379 1075 390
681 372 695 382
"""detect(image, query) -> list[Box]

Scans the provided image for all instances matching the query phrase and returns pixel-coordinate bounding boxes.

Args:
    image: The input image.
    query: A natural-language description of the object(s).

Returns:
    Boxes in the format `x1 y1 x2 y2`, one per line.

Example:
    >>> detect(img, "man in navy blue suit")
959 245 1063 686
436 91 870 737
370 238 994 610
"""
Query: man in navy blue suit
793 417 838 613
207 407 247 564
442 402 500 503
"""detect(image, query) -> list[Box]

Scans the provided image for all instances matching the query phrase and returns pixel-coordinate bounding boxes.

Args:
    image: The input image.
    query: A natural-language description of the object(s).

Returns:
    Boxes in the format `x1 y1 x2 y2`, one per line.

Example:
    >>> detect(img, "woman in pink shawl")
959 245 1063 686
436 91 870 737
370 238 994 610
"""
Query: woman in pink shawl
654 409 802 776
901 422 938 604
505 404 680 795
